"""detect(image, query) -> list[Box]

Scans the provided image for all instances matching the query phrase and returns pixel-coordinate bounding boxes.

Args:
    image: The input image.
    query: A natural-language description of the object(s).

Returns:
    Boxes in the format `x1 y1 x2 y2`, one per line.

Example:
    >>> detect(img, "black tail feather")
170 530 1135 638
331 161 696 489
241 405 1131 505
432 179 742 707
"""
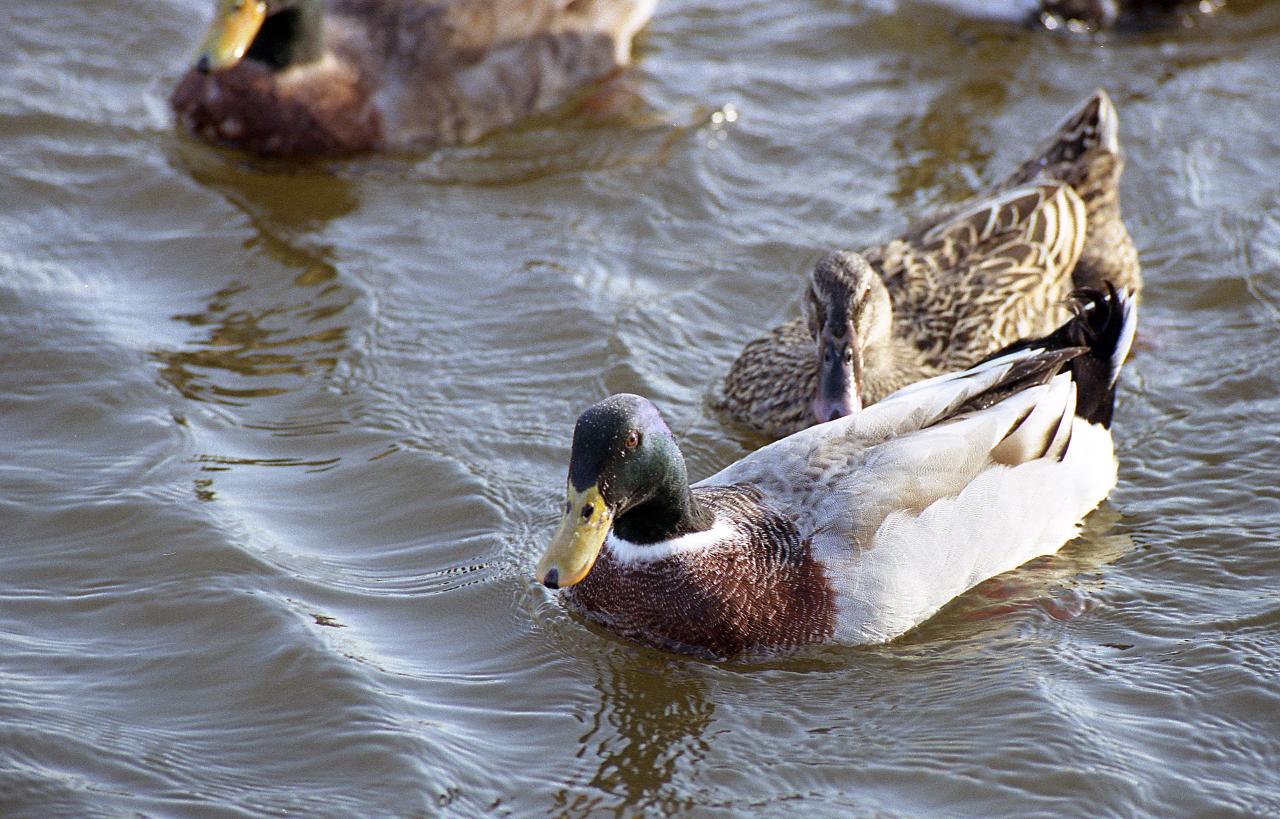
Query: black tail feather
982 284 1134 428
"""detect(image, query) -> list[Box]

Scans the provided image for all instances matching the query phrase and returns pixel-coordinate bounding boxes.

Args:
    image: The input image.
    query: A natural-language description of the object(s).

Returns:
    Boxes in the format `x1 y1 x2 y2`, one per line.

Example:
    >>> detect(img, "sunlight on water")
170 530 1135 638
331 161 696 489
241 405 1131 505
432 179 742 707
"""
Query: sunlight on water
0 0 1278 815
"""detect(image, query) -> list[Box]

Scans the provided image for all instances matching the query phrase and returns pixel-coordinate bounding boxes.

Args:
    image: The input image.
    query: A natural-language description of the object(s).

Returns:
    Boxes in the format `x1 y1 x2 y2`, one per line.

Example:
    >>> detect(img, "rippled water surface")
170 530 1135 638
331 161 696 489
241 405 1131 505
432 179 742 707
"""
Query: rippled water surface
2 0 1279 815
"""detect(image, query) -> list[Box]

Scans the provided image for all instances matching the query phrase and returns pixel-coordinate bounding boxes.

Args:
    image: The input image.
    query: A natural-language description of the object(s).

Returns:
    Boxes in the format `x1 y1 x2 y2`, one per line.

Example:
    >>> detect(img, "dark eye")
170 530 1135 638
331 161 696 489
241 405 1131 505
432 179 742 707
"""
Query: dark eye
625 430 640 449
581 503 594 521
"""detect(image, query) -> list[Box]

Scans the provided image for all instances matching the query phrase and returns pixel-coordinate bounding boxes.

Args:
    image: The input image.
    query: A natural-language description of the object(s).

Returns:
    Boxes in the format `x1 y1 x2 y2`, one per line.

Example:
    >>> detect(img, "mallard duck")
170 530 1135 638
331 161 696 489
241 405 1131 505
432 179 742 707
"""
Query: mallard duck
717 89 1139 439
170 0 657 157
536 287 1136 657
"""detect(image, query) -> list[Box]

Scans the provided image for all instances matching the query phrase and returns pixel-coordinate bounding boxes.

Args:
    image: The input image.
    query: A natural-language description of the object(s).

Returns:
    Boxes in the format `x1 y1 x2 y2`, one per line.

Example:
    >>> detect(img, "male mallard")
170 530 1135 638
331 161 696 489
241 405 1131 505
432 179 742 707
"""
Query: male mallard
537 287 1136 657
717 89 1139 439
171 0 657 156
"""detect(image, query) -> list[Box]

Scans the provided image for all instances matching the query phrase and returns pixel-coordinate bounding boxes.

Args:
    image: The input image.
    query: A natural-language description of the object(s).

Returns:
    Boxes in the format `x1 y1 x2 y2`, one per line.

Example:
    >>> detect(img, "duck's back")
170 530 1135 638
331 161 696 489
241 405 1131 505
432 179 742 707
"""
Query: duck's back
999 89 1141 293
865 181 1087 373
334 0 656 147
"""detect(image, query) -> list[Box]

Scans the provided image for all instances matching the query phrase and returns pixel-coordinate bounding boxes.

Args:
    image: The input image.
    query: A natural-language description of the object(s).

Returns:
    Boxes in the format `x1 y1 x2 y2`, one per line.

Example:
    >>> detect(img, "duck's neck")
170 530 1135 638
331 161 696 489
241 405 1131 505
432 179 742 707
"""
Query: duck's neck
612 473 715 545
247 0 326 71
861 334 933 405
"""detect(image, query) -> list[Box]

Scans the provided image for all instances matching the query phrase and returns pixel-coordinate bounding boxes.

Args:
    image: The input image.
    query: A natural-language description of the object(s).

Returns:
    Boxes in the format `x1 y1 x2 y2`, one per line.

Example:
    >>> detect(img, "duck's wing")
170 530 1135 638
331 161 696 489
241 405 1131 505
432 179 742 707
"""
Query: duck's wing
700 339 1083 498
704 288 1136 644
865 181 1087 370
700 343 1092 563
706 284 1136 565
877 287 1131 514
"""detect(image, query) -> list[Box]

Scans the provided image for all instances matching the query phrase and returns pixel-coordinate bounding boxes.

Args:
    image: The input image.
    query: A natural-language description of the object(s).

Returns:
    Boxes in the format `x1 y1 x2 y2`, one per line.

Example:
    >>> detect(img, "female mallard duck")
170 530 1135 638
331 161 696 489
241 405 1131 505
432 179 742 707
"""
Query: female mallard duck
537 287 1136 657
171 0 657 156
717 89 1139 439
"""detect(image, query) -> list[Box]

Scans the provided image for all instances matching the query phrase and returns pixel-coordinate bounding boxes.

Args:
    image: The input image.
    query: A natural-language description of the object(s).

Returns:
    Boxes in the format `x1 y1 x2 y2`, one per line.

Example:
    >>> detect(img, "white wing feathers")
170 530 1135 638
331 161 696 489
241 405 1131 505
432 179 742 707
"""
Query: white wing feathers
829 409 1116 644
699 345 1064 495
832 371 1080 545
698 345 1118 645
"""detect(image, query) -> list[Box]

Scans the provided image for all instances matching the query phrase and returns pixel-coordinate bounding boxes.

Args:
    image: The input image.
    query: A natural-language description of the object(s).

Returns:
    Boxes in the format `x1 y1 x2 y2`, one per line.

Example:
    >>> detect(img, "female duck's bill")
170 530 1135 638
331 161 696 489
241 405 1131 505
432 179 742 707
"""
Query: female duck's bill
537 287 1137 657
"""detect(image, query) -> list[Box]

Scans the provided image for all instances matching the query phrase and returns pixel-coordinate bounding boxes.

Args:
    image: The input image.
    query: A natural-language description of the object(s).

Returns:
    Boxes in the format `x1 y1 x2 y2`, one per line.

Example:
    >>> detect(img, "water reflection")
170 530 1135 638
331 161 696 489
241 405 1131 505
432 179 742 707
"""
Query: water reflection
371 75 712 186
561 653 715 815
887 35 1032 207
168 137 361 232
151 272 352 406
157 130 362 408
151 146 368 513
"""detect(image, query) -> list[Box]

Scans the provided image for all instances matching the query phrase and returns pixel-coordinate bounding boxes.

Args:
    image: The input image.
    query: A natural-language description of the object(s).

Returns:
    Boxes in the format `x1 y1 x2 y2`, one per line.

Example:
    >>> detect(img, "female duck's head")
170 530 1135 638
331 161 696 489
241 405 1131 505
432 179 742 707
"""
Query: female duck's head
536 394 708 589
194 0 325 74
803 251 893 425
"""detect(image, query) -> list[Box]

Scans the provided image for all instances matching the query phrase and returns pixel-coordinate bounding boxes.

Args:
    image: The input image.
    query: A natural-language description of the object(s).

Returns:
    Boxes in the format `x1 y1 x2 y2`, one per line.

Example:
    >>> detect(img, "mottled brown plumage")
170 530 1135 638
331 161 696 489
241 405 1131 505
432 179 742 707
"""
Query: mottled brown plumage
171 0 656 157
1001 91 1141 297
717 89 1139 440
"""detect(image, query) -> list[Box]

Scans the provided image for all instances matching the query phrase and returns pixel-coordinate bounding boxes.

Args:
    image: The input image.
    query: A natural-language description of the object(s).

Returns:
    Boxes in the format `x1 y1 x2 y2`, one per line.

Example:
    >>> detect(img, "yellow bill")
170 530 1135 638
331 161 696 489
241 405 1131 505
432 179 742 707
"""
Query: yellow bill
195 0 268 72
536 485 612 588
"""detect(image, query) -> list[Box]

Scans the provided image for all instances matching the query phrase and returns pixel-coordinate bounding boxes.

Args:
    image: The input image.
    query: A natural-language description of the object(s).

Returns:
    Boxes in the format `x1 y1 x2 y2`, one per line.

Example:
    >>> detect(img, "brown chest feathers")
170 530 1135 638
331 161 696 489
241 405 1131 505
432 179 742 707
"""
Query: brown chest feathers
171 57 382 158
564 486 838 658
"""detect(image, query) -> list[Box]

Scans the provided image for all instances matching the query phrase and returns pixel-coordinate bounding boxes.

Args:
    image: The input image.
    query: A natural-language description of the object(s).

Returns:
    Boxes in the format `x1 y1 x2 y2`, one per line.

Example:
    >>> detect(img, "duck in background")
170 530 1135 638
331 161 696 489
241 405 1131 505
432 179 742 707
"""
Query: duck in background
717 90 1139 440
928 0 1225 32
171 0 657 157
1039 0 1226 31
537 287 1136 658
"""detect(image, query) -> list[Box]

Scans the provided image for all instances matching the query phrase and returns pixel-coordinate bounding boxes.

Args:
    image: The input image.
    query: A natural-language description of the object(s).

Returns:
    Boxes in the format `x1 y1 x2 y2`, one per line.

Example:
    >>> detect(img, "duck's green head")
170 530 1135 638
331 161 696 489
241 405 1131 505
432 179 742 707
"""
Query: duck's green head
193 0 324 74
803 251 893 424
537 394 704 589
